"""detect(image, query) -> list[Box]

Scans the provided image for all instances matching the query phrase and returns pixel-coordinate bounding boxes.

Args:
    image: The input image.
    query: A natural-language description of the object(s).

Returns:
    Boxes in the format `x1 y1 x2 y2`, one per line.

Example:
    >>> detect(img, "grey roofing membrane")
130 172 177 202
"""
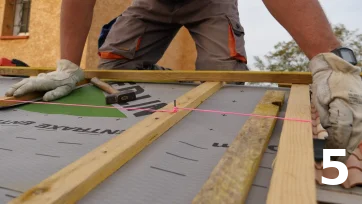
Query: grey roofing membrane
1 76 358 204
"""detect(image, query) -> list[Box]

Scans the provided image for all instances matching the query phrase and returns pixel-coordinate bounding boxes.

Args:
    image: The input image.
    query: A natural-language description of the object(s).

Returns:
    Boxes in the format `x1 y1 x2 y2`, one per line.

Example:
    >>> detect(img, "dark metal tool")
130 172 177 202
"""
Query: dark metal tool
90 77 136 104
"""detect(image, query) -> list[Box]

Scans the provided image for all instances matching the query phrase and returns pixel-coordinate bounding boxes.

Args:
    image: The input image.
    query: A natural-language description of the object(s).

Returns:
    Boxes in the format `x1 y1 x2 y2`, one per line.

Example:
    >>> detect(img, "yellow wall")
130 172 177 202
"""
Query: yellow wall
158 26 196 70
0 0 4 34
0 0 196 70
0 0 72 67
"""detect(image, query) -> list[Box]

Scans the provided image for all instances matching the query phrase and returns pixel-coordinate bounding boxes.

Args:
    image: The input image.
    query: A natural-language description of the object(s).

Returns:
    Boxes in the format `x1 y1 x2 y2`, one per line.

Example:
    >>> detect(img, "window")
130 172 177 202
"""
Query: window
1 0 31 37
13 0 31 35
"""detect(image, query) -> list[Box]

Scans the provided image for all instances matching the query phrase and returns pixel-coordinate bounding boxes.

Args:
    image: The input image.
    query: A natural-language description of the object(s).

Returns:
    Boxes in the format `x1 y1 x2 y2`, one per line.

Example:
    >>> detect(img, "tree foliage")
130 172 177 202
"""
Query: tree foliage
253 24 362 72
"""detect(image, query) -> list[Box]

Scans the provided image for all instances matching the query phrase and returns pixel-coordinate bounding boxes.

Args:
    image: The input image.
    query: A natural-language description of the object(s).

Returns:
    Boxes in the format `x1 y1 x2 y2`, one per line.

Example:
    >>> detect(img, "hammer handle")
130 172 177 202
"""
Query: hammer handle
90 77 119 94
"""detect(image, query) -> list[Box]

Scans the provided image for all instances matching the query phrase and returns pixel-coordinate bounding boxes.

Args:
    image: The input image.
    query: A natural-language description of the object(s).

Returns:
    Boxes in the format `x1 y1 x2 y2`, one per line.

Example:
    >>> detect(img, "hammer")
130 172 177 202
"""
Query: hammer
90 77 136 104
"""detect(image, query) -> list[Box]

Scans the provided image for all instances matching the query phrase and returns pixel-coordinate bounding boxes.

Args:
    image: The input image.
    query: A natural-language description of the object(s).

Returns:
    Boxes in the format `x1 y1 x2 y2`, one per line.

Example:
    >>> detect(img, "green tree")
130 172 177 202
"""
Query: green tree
253 24 362 72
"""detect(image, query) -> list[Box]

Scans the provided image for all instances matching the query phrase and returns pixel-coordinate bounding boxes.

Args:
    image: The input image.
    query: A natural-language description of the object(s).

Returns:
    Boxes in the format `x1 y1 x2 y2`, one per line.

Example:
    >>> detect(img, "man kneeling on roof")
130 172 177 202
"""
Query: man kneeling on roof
5 0 362 162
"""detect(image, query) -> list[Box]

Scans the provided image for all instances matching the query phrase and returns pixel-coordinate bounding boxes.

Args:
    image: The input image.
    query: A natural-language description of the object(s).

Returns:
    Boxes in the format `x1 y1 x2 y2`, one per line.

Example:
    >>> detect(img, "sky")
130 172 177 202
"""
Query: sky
237 0 362 69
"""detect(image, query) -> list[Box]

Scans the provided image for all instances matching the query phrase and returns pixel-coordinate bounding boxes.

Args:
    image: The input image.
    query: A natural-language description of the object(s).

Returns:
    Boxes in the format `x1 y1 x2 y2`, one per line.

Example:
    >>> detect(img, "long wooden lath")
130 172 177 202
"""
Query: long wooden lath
267 85 316 204
0 66 315 84
193 90 286 203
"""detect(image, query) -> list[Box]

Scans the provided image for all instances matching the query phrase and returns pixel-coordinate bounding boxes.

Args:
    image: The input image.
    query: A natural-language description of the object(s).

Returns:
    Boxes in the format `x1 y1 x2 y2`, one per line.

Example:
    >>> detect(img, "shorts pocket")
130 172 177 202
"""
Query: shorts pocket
225 15 247 63
98 15 147 60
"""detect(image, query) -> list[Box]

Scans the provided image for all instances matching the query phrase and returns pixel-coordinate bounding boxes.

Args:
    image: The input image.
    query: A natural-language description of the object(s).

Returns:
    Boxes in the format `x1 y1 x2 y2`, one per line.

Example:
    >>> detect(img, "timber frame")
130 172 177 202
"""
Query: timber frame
1 67 316 204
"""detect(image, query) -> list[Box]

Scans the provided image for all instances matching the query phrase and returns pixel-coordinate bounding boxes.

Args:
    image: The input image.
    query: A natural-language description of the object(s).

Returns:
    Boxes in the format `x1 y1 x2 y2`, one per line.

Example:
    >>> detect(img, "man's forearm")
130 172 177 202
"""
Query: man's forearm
262 0 341 59
60 0 96 66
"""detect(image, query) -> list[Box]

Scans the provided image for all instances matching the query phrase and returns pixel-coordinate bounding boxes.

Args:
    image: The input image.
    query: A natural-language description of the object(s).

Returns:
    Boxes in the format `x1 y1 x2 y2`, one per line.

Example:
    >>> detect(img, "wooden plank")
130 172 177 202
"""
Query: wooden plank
84 70 313 84
0 93 43 108
267 85 316 204
0 67 54 76
192 90 285 204
278 83 292 88
9 82 224 204
5 67 362 84
0 66 314 84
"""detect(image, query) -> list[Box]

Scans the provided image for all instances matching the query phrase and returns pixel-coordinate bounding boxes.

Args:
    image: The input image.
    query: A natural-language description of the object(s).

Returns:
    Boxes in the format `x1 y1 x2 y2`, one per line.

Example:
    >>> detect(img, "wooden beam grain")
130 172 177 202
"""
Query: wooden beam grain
278 83 292 88
192 90 285 204
267 85 316 204
9 82 224 204
0 67 54 76
0 66 315 84
84 70 313 84
0 93 43 108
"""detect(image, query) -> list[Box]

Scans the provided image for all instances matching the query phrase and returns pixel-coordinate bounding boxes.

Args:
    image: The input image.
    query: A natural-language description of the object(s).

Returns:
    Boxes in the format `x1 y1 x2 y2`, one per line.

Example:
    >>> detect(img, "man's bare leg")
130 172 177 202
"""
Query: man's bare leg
60 0 96 66
262 0 341 59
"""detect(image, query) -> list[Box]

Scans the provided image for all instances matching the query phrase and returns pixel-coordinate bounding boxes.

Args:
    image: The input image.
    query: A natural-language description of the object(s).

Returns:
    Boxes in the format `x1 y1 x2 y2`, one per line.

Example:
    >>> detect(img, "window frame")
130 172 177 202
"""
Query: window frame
1 0 31 40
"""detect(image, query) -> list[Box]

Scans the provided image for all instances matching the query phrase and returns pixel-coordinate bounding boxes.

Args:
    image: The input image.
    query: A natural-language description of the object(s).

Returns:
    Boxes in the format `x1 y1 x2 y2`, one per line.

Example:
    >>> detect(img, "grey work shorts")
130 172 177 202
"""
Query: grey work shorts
98 0 248 71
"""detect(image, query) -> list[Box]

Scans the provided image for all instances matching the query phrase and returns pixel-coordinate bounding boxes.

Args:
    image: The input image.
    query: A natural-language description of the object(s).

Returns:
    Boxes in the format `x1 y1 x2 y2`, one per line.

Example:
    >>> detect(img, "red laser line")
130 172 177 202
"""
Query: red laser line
1 99 312 123
1 99 174 113
178 107 311 123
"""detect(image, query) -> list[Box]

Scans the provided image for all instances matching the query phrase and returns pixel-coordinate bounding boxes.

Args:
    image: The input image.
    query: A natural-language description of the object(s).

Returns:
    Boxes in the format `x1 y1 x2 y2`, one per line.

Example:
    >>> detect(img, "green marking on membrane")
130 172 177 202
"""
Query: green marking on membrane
19 85 126 118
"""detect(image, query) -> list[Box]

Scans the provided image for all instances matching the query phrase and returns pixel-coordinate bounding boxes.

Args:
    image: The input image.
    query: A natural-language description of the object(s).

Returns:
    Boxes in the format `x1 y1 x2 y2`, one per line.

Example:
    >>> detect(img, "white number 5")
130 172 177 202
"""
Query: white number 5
322 149 348 185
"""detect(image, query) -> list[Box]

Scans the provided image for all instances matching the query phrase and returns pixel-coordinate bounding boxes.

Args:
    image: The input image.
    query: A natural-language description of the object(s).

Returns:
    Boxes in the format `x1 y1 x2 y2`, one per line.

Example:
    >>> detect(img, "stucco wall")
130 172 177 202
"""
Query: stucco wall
0 0 88 68
157 26 196 70
0 0 196 70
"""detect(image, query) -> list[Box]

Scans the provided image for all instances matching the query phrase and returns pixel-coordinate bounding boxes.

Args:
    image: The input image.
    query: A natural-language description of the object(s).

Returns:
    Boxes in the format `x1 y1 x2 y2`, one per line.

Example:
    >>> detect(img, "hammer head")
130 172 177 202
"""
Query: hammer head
106 90 137 104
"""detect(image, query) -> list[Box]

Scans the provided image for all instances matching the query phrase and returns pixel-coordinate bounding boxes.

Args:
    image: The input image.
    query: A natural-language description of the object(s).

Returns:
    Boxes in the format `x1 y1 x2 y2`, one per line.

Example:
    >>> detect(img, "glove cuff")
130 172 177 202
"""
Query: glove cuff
56 59 85 82
57 59 82 73
309 53 361 76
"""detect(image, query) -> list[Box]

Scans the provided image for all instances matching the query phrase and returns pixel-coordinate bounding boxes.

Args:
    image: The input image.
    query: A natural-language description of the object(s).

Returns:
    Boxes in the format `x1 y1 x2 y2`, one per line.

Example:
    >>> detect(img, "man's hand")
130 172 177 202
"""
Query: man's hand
309 53 362 162
5 59 84 101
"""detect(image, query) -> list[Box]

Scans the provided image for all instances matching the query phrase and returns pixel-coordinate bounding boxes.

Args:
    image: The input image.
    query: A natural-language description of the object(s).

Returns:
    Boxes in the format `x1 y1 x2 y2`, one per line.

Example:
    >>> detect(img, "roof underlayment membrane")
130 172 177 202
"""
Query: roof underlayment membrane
0 76 361 204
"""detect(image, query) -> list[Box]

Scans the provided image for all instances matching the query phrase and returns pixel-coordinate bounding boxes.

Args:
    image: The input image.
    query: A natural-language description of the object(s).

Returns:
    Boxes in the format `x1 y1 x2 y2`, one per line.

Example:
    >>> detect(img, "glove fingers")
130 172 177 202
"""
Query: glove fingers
43 85 73 101
325 99 353 150
5 79 29 97
12 80 42 97
311 89 329 128
346 107 362 160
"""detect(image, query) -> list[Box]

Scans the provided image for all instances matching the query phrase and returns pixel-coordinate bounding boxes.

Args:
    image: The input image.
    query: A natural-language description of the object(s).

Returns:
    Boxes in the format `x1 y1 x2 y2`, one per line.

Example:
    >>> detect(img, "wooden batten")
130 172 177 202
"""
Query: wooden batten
0 93 43 108
192 90 285 203
0 66 314 84
267 85 316 204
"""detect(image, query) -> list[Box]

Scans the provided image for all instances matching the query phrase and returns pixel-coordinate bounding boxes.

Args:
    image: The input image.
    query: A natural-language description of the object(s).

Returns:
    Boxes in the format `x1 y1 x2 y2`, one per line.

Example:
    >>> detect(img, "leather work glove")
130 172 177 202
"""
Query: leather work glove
309 53 362 162
5 59 84 101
